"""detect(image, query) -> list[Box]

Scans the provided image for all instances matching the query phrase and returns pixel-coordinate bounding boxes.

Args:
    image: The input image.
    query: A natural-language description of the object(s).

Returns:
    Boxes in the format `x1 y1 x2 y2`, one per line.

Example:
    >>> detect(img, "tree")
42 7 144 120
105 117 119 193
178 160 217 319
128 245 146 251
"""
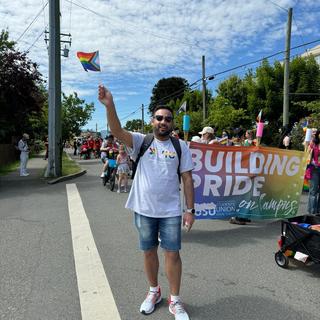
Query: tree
206 96 251 134
124 119 146 131
0 30 45 142
149 77 189 114
289 56 320 122
0 29 15 51
169 89 212 114
61 92 95 142
216 75 248 109
26 87 49 140
245 60 283 127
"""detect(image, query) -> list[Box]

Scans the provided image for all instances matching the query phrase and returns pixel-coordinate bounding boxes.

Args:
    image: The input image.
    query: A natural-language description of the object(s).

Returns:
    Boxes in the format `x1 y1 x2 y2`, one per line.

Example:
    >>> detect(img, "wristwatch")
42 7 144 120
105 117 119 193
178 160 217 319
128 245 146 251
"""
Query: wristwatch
186 208 195 214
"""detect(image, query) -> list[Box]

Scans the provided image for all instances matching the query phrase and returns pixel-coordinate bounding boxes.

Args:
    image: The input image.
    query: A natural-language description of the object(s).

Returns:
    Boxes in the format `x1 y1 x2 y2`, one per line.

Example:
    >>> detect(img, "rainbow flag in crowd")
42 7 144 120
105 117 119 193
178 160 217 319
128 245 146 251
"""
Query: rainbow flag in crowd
303 178 310 192
77 51 101 72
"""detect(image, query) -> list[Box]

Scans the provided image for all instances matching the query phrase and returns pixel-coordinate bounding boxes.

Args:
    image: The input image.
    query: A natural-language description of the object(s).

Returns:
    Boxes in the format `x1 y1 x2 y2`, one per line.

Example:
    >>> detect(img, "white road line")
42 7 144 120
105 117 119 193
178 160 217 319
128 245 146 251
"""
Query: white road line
66 183 121 320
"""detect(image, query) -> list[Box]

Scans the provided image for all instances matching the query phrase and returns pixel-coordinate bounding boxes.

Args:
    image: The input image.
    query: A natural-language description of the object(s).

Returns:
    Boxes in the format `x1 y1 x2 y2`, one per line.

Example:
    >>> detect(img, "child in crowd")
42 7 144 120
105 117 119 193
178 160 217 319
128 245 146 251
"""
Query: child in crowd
243 130 254 146
116 144 130 193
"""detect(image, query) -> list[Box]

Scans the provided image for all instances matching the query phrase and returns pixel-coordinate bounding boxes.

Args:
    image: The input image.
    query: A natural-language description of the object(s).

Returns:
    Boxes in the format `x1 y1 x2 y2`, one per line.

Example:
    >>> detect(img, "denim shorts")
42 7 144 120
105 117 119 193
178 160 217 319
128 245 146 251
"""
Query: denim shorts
134 213 182 251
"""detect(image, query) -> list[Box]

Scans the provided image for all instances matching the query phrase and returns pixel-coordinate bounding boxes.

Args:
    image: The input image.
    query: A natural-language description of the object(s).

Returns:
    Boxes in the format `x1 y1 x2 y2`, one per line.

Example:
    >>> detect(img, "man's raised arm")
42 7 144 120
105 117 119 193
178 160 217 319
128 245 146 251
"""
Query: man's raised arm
98 85 133 148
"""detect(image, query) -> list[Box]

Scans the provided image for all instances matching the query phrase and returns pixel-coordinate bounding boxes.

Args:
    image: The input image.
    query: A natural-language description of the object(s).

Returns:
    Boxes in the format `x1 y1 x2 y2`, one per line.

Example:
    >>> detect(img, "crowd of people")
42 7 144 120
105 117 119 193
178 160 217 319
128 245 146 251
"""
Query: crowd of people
14 85 317 320
73 135 102 159
189 126 256 147
79 124 294 227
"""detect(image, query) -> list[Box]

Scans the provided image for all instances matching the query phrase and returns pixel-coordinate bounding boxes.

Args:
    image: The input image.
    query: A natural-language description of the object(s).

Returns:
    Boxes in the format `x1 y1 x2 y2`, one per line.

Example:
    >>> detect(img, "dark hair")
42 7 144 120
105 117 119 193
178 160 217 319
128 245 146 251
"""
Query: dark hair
106 134 114 140
153 105 174 117
314 130 320 145
222 130 230 139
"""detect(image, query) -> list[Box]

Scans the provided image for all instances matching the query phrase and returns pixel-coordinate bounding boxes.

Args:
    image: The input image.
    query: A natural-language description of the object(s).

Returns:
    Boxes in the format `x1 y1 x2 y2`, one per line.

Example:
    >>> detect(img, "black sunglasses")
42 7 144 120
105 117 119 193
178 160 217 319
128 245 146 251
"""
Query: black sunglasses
153 115 173 122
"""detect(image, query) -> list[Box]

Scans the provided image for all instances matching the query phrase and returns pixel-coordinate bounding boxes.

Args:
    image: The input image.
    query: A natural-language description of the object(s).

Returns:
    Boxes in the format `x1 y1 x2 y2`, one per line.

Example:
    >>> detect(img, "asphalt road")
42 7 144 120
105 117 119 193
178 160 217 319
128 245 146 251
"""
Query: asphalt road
0 154 319 320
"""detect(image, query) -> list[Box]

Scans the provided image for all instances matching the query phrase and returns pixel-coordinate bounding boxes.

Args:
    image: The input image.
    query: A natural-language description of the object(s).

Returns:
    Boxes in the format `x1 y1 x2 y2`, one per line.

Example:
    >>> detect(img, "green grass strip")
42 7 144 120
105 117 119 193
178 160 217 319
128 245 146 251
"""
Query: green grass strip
62 152 82 176
0 160 20 176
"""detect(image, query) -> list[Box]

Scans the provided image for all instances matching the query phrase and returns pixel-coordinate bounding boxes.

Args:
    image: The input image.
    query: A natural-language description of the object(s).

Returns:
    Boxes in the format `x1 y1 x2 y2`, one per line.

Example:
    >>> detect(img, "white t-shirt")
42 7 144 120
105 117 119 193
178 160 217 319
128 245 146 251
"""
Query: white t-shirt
125 133 194 218
18 139 29 153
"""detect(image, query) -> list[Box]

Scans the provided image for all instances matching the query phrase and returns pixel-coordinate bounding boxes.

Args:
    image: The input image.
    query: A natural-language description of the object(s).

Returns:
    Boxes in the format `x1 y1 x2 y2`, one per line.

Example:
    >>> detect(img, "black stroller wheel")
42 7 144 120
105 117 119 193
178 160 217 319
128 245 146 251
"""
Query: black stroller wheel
109 170 116 191
275 251 289 268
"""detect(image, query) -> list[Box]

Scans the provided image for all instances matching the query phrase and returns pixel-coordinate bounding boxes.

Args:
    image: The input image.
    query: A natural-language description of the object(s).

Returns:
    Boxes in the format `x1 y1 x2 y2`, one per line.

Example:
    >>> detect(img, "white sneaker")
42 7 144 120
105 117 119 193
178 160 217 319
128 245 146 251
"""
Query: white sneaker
140 287 162 315
117 189 120 193
20 173 29 177
100 173 105 178
169 299 190 320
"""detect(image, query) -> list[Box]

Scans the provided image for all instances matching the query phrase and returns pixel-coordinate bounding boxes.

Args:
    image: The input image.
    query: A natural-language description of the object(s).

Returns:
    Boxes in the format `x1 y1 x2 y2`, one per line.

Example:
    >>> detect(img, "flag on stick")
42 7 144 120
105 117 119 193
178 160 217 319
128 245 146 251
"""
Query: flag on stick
77 51 101 72
256 109 262 122
177 101 187 115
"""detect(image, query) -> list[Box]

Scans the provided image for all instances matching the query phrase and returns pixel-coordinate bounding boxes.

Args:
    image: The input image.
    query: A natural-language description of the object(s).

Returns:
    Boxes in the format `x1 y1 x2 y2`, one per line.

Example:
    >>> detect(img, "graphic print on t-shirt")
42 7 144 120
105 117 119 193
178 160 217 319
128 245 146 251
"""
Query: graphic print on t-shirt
148 147 177 160
162 150 177 159
148 147 156 155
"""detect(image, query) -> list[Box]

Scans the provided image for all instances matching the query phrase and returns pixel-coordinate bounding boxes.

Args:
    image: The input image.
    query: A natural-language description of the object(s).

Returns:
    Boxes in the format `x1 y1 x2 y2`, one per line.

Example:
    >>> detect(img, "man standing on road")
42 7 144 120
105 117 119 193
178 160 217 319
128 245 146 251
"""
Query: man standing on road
99 85 195 320
18 133 30 177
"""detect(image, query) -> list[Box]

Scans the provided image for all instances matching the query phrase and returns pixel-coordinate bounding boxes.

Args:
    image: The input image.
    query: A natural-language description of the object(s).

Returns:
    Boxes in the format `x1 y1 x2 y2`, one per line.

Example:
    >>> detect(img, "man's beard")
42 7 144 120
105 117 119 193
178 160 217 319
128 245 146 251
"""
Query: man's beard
153 126 171 137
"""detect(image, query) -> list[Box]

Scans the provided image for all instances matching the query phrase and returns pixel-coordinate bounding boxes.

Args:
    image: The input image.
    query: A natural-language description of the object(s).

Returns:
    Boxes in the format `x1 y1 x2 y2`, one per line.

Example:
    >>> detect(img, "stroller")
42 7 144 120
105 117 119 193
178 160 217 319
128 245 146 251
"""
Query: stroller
102 159 118 191
275 214 320 268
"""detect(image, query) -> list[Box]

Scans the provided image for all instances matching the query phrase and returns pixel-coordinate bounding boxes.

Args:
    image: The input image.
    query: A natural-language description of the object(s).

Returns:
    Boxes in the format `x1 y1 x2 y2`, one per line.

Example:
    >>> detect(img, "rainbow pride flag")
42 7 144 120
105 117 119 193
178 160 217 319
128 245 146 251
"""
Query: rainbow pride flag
77 51 101 72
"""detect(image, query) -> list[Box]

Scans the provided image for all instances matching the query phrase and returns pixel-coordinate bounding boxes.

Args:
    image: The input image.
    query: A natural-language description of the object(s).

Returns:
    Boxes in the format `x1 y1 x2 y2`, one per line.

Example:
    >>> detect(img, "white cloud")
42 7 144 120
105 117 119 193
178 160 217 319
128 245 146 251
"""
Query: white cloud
1 0 319 128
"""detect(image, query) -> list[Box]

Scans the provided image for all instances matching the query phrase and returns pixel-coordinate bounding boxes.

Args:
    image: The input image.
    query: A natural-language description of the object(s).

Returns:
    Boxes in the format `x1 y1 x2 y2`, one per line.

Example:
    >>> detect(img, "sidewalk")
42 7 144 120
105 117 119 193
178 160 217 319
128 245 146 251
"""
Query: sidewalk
0 154 48 183
0 152 86 185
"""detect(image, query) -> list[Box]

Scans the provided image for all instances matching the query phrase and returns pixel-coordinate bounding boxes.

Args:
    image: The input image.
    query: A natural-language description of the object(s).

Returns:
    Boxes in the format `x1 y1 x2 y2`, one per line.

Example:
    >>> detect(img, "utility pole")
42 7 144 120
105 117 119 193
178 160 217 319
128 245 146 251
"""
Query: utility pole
202 55 206 123
141 104 145 133
283 7 292 128
46 0 62 177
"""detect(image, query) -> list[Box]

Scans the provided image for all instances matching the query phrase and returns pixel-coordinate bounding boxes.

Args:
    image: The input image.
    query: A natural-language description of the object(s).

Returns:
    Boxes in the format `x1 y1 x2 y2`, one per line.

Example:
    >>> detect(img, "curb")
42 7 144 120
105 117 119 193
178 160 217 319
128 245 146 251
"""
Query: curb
47 151 86 184
47 169 87 184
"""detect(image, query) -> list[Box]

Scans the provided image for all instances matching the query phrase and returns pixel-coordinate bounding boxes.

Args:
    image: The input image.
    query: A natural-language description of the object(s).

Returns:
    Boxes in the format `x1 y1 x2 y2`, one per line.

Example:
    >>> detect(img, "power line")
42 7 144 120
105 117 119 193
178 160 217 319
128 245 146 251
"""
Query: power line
206 38 320 80
65 0 202 49
289 92 320 96
120 106 142 121
16 2 48 42
266 0 288 12
266 2 309 57
120 84 203 123
146 79 201 108
142 38 320 112
25 30 45 52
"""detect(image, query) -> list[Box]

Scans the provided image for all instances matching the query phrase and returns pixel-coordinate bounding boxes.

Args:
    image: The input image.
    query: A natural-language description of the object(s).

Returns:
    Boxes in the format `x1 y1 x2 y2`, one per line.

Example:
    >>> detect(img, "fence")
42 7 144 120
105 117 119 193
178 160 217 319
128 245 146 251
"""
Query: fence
0 144 19 167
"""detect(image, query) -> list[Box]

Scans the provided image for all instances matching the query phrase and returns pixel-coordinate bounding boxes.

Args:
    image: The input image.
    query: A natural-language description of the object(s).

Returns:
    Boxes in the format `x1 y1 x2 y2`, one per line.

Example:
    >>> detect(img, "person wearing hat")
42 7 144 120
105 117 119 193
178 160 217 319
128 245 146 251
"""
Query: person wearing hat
199 126 215 144
18 133 30 176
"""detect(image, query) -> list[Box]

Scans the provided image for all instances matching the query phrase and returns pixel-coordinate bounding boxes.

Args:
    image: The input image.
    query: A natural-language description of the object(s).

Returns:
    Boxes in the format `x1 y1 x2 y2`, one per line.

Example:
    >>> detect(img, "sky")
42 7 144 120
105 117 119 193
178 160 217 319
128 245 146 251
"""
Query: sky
1 0 320 133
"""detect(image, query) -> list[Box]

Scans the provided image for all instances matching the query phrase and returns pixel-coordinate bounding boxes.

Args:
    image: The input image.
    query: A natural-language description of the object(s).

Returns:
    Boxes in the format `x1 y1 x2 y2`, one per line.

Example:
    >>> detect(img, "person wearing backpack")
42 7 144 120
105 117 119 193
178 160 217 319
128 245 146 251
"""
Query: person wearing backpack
99 85 195 320
18 133 30 177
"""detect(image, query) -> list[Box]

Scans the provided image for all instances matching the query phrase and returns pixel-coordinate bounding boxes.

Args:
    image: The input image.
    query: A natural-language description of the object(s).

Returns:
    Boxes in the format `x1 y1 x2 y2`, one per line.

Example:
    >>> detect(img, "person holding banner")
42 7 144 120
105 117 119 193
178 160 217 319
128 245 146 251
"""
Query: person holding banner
199 126 215 144
229 129 254 225
307 129 320 215
99 85 195 320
